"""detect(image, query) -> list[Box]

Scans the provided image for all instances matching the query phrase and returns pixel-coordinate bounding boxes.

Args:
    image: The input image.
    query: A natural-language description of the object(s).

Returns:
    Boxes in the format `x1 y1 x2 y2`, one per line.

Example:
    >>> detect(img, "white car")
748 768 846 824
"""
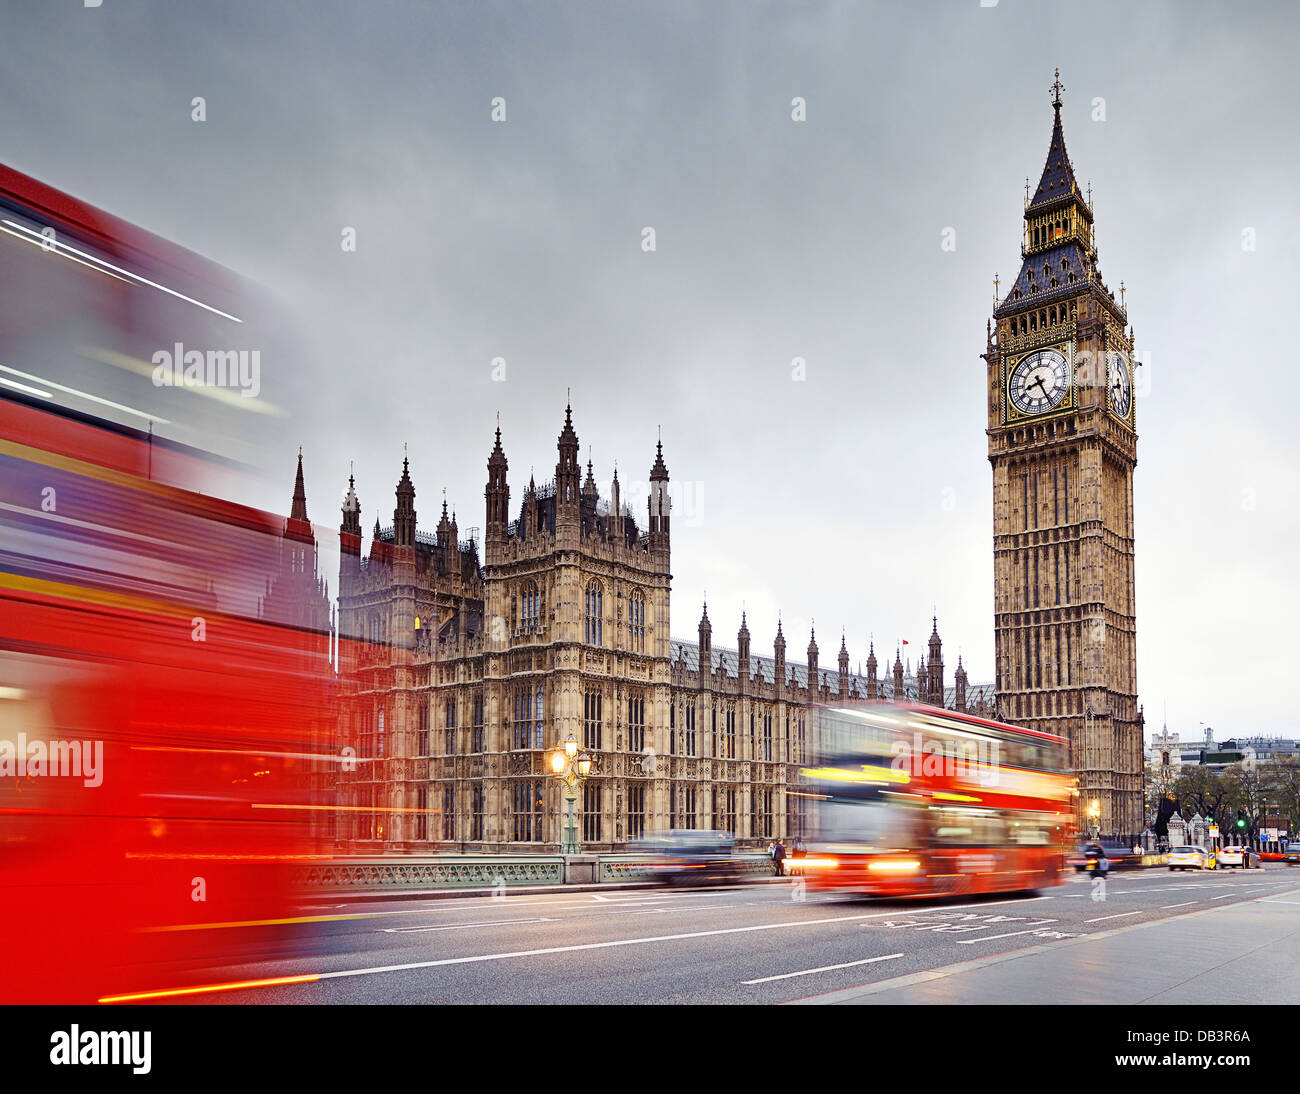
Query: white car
1169 845 1211 871
1217 846 1245 868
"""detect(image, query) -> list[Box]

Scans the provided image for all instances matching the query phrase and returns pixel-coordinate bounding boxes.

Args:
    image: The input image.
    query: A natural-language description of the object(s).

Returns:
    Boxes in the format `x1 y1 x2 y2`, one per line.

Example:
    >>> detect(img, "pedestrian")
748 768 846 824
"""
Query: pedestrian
773 838 787 878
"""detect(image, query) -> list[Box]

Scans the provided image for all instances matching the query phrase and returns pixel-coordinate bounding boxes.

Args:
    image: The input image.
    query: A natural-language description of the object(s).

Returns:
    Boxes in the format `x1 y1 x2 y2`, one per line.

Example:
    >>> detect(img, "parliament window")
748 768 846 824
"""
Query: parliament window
685 702 696 757
443 785 454 841
584 582 603 645
584 689 603 751
520 581 540 629
444 697 456 755
628 590 645 652
470 783 484 841
415 786 428 841
724 705 736 759
627 783 645 840
416 701 429 758
513 684 544 750
582 782 602 843
628 692 645 753
471 693 484 753
512 780 542 842
684 787 697 830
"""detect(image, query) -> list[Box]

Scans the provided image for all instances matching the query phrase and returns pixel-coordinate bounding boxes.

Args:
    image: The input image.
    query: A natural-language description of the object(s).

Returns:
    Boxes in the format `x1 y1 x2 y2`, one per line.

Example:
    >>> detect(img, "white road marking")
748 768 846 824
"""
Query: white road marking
1259 900 1300 905
742 953 904 985
956 927 1073 944
292 903 1046 988
1085 911 1142 923
1161 901 1197 909
380 918 554 933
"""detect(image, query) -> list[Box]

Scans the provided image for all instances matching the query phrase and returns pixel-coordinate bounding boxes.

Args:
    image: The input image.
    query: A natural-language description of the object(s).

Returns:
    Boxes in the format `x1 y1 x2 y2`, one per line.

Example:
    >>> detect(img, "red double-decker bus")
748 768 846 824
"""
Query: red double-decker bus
0 163 334 1003
796 703 1077 898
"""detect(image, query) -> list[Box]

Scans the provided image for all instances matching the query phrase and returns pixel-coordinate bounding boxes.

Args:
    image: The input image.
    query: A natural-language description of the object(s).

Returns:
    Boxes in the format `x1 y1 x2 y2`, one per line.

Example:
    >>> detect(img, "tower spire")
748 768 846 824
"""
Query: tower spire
290 447 309 523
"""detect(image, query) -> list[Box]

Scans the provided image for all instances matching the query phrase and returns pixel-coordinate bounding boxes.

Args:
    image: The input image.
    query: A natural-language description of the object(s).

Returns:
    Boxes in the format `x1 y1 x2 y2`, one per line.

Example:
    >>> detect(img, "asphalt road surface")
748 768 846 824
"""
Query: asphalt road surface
116 866 1300 1005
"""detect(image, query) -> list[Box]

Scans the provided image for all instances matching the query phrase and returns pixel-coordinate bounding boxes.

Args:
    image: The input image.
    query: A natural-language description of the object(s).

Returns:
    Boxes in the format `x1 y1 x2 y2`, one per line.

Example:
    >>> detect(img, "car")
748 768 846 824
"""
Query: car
1217 846 1245 868
1168 845 1212 871
1286 842 1300 865
630 829 744 887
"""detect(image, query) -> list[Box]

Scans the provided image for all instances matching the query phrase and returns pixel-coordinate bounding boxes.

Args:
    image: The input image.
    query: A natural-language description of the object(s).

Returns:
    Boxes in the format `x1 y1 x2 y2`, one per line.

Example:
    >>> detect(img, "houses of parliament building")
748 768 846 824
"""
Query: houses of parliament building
281 73 1143 851
315 404 994 851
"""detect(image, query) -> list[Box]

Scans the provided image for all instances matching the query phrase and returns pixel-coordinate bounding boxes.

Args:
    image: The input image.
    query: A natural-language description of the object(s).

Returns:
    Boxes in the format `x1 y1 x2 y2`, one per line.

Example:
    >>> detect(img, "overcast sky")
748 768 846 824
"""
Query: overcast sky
4 1 1298 739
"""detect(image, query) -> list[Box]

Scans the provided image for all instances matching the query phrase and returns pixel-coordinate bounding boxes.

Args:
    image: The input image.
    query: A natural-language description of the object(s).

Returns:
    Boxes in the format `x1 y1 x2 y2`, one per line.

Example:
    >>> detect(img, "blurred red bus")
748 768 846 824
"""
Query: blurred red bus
796 704 1077 898
0 164 334 1003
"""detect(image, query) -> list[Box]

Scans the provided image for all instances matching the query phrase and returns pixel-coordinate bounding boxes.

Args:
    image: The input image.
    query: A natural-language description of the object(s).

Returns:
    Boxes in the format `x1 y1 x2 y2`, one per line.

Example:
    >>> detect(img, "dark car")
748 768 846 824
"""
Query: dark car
631 830 744 886
1286 842 1300 865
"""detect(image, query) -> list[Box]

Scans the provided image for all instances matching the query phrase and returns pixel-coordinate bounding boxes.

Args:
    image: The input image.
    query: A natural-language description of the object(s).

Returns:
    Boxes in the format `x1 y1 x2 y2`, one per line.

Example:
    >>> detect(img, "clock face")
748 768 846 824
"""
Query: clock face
1009 348 1070 416
1109 351 1132 419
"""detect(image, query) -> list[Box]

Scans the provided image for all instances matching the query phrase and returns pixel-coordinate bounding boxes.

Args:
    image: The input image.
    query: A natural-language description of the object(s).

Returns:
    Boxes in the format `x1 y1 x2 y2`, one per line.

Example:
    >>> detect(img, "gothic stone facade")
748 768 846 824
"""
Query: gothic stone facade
331 405 992 852
985 78 1144 836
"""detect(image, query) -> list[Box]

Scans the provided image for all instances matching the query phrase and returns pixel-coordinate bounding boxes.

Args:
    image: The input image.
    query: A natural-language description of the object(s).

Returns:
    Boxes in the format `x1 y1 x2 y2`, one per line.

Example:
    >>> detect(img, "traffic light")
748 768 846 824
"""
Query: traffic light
1236 810 1247 830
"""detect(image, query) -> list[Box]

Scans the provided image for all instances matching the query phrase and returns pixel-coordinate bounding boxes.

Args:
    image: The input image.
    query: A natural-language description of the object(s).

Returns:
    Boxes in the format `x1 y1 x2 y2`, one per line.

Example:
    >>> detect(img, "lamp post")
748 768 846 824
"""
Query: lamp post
1088 798 1100 841
549 732 592 855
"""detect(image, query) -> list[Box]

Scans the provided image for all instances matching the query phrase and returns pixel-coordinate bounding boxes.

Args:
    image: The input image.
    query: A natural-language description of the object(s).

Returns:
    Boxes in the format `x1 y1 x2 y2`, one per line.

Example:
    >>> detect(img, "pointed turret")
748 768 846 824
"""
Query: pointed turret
774 617 787 695
341 469 361 537
556 402 580 508
648 431 670 547
485 422 509 540
866 640 879 701
698 601 712 687
807 626 819 691
738 611 751 684
436 496 452 548
893 649 905 703
928 615 944 706
838 632 850 700
393 453 416 548
290 448 308 523
955 655 968 713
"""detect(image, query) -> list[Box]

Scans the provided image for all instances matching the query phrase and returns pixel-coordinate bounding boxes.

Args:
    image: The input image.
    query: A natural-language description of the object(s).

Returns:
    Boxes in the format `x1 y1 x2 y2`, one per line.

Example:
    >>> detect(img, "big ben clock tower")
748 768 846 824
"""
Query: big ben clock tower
985 71 1144 837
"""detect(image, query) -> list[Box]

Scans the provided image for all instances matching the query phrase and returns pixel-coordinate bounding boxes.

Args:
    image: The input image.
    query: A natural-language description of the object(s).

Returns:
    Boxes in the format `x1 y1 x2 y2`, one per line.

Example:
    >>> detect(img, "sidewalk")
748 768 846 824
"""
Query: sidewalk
800 885 1300 1005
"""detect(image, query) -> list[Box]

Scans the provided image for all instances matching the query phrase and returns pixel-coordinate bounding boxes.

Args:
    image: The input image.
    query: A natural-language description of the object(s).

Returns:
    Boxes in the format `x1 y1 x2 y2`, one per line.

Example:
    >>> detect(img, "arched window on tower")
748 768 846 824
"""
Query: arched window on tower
584 581 603 646
520 581 540 630
628 590 645 653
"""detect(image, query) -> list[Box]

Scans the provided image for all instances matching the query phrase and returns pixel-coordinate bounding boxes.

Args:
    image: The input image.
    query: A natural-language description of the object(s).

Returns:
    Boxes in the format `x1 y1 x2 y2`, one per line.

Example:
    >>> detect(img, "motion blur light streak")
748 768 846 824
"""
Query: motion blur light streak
99 974 320 1004
1 363 169 422
2 218 244 323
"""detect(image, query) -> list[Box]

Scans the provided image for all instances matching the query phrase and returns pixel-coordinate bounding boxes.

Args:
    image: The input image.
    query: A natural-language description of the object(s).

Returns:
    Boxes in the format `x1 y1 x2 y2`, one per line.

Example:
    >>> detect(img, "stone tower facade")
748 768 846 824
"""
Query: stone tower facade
985 72 1143 836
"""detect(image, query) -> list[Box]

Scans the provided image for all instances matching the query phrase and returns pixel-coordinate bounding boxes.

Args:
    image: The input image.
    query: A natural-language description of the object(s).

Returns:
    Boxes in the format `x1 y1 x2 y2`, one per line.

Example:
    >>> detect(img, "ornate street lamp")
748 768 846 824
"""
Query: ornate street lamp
549 732 593 854
1088 798 1101 840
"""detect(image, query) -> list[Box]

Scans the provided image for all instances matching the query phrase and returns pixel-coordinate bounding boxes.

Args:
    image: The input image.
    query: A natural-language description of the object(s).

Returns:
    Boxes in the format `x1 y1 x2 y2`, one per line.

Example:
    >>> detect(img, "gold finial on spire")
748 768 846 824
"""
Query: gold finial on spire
298 443 302 458
1050 67 1064 108
993 272 1000 305
1119 280 1126 309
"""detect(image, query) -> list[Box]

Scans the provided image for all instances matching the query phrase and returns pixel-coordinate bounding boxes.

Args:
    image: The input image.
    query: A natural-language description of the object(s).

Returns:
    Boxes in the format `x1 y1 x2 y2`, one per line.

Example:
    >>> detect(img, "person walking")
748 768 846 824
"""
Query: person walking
773 838 787 878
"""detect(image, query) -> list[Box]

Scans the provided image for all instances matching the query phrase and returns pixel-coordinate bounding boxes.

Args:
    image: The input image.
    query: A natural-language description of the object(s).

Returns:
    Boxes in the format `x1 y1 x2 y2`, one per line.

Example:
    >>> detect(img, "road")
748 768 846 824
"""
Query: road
108 867 1300 1005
